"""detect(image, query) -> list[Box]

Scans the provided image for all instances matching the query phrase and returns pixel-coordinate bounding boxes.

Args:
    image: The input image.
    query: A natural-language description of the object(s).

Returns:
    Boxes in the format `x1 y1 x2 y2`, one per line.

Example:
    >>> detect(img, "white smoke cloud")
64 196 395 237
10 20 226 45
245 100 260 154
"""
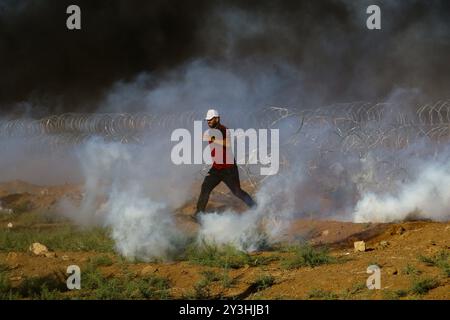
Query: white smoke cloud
99 187 183 261
61 72 449 260
2 60 449 263
56 137 198 261
197 168 302 251
353 159 450 223
68 136 302 257
98 60 305 117
0 136 81 185
67 61 309 258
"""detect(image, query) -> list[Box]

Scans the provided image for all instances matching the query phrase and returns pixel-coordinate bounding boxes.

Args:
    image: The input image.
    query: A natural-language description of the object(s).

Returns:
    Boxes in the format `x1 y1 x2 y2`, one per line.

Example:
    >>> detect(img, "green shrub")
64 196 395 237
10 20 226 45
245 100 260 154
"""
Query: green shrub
307 289 339 300
0 226 114 252
186 241 271 269
252 274 275 291
419 250 450 277
281 244 336 269
410 278 439 295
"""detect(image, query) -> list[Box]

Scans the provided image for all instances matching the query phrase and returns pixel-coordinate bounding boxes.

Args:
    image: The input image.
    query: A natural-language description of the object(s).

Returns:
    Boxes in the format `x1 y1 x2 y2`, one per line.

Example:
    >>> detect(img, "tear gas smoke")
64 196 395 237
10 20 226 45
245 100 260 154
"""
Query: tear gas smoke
0 1 449 261
353 152 450 223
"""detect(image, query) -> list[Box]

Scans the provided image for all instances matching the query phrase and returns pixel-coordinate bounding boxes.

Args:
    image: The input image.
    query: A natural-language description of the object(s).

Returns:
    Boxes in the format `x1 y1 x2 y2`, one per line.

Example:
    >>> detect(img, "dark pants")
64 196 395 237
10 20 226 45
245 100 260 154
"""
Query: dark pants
196 165 256 214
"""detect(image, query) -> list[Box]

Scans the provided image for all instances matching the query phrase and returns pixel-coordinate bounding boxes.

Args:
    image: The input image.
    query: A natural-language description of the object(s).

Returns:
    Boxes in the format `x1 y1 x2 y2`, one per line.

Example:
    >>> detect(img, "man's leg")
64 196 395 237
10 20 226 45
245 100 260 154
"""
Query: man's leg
222 166 256 208
195 169 222 215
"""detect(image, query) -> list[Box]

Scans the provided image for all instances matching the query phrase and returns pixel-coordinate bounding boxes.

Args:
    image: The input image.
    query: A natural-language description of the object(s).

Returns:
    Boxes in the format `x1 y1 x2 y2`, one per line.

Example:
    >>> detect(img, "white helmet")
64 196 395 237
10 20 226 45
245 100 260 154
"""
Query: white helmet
205 109 220 120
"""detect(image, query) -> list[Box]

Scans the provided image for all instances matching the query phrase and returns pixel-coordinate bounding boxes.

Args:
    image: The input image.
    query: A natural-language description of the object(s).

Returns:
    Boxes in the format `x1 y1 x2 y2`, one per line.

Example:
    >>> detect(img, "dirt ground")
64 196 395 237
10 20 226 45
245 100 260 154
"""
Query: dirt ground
0 180 449 300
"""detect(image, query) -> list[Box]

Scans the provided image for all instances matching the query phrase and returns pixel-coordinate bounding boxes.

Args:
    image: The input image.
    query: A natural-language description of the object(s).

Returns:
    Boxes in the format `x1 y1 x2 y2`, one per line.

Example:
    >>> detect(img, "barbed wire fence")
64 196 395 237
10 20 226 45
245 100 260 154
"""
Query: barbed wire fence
1 100 449 194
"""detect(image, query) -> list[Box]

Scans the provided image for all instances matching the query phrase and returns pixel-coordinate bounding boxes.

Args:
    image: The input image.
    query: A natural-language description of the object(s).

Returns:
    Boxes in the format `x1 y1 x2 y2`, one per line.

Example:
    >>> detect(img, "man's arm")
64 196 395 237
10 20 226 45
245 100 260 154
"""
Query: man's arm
210 136 230 147
203 130 230 147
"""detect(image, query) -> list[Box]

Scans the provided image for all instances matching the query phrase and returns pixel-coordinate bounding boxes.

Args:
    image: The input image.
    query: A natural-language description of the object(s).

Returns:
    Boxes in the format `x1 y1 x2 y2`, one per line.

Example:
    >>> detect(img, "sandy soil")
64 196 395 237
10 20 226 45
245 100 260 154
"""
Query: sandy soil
0 180 449 300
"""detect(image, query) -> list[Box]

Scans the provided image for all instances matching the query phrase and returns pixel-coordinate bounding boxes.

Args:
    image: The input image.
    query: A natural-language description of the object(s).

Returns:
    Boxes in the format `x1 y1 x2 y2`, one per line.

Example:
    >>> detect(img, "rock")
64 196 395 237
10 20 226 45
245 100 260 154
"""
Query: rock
322 230 329 236
7 222 13 228
354 241 366 252
29 242 49 256
61 255 70 261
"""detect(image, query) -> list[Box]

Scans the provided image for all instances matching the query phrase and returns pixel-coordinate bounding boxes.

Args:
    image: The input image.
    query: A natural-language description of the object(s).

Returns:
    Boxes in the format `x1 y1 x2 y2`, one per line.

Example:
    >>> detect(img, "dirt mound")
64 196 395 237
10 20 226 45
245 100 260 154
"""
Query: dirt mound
0 180 42 196
0 180 82 219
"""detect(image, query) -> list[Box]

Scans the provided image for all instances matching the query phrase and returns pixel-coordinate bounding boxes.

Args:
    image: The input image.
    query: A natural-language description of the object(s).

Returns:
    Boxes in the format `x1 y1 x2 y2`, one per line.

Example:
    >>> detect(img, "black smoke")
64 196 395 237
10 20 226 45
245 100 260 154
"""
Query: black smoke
0 0 449 117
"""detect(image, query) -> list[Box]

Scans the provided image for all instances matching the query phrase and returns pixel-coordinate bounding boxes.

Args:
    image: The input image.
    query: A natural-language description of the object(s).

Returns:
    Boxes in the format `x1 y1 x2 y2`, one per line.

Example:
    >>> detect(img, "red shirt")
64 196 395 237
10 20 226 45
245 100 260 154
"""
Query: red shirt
209 124 235 170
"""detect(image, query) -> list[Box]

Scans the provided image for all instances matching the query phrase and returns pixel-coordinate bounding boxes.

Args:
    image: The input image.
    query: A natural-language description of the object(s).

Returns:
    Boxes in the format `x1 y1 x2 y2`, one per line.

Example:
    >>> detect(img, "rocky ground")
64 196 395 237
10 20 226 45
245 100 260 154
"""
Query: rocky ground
0 180 449 300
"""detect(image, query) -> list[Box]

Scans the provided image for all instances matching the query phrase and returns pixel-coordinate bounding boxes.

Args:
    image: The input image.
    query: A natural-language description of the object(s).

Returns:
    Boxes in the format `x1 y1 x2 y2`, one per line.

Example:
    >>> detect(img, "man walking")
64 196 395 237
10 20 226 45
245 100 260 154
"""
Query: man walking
194 109 256 220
